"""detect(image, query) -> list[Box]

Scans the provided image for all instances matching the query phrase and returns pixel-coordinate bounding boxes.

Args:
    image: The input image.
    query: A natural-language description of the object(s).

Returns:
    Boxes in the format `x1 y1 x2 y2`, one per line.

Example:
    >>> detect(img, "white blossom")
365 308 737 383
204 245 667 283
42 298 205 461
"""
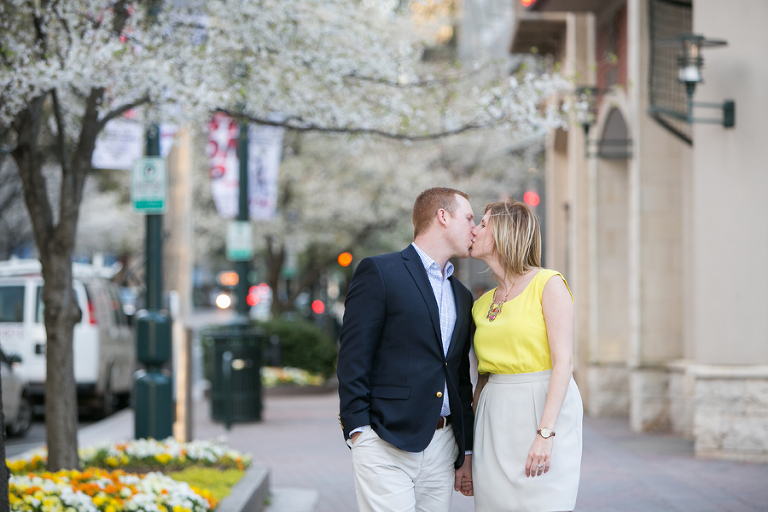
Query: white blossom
1 0 571 138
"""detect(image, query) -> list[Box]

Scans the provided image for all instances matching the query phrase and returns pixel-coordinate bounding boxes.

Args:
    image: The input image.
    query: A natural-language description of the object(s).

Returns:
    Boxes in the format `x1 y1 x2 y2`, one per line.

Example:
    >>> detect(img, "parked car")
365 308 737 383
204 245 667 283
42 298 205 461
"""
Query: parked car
0 259 135 417
0 349 32 437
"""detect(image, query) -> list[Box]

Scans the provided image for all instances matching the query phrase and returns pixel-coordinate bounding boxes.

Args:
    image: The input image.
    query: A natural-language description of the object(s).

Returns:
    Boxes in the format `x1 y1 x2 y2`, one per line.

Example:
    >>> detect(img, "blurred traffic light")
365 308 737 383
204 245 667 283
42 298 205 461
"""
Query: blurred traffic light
246 284 270 307
247 286 260 306
338 252 353 267
523 190 540 207
218 271 239 287
311 300 326 314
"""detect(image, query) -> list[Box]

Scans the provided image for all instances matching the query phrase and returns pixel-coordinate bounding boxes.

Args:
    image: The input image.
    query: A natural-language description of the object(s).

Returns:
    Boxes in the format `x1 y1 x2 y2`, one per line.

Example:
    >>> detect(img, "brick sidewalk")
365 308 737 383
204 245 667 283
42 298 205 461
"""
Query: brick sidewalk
201 391 768 512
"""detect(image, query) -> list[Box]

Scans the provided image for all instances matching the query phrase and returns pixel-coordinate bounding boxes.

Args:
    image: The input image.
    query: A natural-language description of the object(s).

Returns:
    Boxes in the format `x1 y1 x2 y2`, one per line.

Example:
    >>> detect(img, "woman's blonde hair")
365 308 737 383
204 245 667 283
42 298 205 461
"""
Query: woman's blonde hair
485 200 541 279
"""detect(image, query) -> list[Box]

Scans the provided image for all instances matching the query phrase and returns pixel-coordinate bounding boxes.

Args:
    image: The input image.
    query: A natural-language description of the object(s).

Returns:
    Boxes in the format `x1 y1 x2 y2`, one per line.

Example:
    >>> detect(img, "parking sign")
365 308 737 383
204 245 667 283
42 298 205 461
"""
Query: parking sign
226 221 254 261
132 157 168 214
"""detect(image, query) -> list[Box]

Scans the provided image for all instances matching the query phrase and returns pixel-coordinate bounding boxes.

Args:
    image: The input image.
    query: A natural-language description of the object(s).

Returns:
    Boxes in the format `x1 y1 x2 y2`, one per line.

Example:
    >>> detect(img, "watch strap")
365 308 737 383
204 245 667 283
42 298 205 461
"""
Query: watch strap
537 428 556 438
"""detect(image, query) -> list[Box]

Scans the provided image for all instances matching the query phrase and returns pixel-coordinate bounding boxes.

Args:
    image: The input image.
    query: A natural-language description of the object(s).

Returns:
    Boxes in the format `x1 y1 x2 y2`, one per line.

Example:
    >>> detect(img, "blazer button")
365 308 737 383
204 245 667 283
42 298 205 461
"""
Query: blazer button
436 391 443 398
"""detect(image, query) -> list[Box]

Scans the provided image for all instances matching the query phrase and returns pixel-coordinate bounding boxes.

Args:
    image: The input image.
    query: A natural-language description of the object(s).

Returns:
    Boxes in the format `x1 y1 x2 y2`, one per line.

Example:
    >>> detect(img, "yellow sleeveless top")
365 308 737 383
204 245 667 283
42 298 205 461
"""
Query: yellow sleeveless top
472 269 573 375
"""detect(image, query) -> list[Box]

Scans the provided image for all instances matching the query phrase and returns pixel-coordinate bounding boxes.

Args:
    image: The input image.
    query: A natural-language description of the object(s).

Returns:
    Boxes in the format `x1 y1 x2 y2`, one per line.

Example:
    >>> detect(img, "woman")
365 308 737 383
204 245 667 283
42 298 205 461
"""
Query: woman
465 200 582 511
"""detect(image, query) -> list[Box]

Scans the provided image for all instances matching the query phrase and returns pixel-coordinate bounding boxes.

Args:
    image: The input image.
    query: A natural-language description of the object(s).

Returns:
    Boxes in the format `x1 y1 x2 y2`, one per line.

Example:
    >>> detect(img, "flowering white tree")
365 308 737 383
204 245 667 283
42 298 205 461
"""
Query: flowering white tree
0 0 569 470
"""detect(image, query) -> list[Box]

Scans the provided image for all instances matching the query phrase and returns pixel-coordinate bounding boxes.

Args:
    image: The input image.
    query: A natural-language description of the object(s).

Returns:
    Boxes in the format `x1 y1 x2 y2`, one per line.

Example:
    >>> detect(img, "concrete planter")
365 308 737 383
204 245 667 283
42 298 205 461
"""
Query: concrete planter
216 465 270 512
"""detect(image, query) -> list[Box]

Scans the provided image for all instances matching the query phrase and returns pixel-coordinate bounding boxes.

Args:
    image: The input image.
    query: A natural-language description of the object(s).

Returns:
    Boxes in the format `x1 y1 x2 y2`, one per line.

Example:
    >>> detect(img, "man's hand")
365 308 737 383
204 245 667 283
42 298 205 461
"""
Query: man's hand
350 431 362 444
454 454 473 496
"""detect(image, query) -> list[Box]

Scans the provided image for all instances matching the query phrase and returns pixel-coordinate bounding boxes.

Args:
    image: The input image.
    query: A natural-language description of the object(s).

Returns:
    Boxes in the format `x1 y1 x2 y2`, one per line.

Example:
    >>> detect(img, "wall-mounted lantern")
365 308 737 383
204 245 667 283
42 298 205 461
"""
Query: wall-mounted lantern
575 86 632 159
575 86 602 137
653 34 734 128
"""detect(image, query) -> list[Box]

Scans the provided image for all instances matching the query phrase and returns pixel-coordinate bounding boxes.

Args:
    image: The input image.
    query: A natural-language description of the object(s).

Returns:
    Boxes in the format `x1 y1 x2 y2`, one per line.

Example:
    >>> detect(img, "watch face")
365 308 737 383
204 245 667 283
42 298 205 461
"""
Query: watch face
540 428 552 438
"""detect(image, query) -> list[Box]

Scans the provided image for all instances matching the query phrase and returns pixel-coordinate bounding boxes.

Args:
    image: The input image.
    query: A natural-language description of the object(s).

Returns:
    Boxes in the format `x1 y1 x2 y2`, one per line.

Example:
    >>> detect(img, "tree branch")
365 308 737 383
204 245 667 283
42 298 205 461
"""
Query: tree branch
56 87 105 256
218 108 499 142
344 63 491 89
11 94 55 243
51 1 73 63
51 88 69 175
96 95 151 132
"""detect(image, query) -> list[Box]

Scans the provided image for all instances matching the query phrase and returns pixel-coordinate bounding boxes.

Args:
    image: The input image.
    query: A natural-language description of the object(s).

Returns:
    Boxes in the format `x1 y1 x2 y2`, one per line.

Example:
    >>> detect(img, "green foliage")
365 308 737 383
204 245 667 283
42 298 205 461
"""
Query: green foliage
255 318 338 377
169 467 246 501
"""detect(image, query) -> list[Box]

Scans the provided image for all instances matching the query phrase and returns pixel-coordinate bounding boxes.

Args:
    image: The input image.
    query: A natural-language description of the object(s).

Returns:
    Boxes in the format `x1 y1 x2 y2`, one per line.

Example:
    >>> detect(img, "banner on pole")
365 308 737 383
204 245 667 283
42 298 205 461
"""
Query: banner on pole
206 113 240 219
92 119 144 170
206 113 284 220
248 122 284 220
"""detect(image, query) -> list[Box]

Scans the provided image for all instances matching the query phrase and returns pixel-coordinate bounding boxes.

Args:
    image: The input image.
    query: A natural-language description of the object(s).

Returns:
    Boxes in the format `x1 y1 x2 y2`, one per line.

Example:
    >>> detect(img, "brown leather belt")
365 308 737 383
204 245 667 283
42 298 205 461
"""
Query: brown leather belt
436 415 451 430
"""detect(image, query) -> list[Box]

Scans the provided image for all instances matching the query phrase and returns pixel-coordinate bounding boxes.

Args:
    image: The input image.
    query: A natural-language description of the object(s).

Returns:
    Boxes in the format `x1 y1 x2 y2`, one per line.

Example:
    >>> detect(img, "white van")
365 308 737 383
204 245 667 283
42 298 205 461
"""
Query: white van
0 259 135 417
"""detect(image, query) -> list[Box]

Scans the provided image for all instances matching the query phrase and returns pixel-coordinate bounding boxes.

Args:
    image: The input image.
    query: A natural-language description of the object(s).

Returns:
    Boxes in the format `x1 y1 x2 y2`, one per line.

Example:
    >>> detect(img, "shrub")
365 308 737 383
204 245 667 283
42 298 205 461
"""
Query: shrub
255 318 337 377
169 467 245 502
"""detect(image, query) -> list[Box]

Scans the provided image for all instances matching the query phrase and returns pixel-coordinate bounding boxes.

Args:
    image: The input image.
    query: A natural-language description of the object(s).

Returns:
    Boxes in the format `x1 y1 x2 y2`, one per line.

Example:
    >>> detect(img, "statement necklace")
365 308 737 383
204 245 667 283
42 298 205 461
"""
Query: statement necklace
486 285 512 322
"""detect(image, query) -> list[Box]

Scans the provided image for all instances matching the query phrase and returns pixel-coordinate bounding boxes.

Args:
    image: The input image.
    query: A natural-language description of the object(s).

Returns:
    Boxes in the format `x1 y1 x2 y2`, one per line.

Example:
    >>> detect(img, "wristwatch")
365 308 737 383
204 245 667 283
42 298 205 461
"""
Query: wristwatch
537 428 556 439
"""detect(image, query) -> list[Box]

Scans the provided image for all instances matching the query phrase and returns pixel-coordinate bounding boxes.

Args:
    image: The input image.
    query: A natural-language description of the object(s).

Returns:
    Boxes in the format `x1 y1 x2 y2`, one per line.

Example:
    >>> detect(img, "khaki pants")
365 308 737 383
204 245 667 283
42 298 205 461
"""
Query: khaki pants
349 425 458 512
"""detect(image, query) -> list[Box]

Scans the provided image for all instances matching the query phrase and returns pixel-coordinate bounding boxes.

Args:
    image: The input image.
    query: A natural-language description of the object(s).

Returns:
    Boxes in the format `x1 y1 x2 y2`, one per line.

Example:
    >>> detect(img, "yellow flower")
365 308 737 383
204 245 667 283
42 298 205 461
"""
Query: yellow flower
154 454 173 465
105 456 120 468
105 506 116 512
93 496 106 507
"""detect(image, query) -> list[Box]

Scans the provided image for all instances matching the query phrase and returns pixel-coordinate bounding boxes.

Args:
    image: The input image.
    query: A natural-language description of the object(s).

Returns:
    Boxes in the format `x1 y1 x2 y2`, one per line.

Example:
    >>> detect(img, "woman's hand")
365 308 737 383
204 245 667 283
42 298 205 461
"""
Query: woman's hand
459 476 474 496
525 435 552 477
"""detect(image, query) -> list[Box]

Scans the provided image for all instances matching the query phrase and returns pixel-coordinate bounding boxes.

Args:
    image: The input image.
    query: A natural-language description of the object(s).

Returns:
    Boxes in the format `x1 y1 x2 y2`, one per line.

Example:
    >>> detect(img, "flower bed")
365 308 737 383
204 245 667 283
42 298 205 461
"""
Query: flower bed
9 439 251 475
9 468 217 512
260 366 325 388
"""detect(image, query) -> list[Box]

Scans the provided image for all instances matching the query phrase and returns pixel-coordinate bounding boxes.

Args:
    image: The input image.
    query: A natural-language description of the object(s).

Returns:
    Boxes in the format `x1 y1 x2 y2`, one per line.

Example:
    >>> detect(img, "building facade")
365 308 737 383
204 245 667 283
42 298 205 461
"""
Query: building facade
512 0 768 461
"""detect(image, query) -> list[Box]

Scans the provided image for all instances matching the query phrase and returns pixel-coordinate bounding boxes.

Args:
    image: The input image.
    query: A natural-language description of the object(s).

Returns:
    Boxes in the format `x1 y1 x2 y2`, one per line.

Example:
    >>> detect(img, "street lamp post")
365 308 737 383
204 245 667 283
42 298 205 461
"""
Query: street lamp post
134 124 173 439
235 123 250 324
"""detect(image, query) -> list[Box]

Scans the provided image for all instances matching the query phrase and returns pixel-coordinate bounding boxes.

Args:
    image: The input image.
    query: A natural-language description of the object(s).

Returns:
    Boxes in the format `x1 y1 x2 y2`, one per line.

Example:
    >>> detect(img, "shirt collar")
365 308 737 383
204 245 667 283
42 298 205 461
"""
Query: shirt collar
411 243 454 279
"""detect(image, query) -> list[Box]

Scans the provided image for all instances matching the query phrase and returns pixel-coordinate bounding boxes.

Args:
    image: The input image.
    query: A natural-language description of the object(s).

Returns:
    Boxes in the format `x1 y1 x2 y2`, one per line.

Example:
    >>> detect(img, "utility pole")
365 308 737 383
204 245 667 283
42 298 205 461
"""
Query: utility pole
235 122 250 324
134 123 173 439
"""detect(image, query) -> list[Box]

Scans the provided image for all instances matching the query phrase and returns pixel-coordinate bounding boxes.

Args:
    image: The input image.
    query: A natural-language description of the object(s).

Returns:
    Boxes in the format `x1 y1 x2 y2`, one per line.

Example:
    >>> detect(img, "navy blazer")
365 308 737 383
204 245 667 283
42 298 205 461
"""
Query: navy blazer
337 245 474 468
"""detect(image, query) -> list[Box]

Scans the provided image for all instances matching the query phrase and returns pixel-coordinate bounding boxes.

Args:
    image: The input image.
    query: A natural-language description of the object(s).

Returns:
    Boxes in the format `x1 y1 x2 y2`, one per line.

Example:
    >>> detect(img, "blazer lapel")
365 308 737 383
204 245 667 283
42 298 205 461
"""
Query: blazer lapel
447 275 464 357
401 246 443 346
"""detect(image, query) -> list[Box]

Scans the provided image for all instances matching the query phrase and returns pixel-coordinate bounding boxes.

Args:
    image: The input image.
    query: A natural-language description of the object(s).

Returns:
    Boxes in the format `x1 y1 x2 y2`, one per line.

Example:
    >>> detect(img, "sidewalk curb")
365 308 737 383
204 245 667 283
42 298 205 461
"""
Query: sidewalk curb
216 465 270 512
264 487 319 512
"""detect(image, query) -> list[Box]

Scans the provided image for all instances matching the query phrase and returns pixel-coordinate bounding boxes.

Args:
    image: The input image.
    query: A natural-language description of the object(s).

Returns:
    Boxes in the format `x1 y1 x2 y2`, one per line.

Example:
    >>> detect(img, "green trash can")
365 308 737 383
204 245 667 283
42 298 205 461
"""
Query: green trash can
204 329 265 427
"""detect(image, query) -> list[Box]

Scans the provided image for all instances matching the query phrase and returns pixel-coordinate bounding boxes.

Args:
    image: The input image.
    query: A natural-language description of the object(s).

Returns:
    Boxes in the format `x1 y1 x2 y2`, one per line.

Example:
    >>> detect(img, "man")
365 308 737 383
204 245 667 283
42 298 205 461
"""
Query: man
337 187 476 512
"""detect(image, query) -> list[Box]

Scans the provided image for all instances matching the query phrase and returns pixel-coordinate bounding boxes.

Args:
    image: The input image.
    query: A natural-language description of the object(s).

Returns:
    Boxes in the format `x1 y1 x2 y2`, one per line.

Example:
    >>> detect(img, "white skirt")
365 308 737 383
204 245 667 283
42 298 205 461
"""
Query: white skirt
473 370 583 512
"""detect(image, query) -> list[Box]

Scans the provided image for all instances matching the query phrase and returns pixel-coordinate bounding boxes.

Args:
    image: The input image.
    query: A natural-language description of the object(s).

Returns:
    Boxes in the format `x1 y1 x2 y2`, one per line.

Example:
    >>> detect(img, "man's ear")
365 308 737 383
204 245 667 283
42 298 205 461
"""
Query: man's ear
436 208 449 228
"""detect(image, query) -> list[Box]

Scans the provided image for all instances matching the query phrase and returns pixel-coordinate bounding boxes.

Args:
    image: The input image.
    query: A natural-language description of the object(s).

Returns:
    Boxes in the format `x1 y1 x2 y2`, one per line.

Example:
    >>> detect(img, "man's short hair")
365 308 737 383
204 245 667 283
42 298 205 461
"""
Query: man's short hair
412 187 469 238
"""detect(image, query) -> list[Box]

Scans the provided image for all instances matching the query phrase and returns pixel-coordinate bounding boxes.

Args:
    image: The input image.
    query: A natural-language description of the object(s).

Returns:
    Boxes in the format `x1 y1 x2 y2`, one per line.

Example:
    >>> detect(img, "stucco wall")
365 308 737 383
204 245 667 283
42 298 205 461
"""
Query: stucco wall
691 0 768 366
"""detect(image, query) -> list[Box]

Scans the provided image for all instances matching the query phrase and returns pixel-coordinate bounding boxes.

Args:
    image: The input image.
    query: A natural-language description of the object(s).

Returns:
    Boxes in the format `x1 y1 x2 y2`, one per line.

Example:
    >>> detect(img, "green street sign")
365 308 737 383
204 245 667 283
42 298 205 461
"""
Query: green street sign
227 221 254 261
132 157 168 214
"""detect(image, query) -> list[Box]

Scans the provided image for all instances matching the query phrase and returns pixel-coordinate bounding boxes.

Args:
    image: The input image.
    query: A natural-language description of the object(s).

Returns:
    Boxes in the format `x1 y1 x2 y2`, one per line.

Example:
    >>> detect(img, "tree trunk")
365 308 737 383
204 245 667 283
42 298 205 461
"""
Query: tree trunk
40 257 80 471
0 365 10 512
11 88 103 470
